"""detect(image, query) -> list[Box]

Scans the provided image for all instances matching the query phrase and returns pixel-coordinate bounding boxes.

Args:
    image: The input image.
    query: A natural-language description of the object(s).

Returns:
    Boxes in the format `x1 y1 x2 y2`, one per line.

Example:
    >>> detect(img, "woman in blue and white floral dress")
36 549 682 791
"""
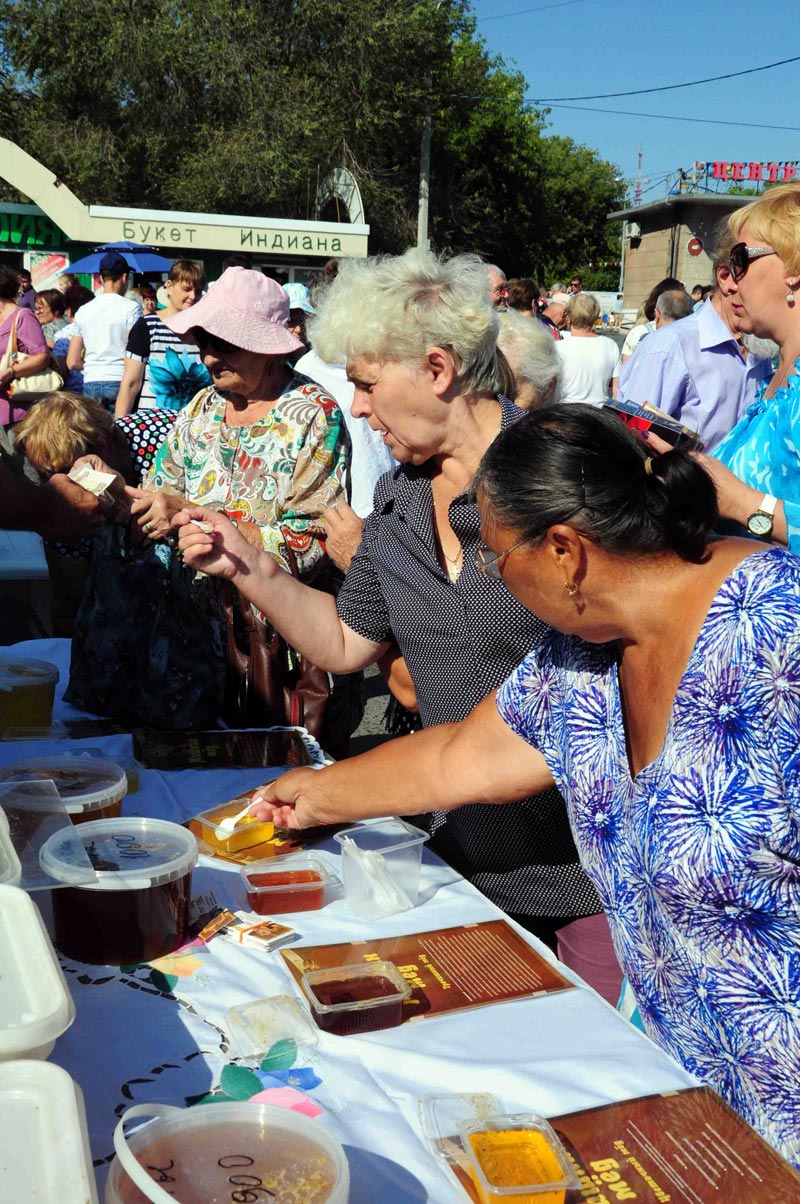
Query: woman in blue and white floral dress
246 403 800 1167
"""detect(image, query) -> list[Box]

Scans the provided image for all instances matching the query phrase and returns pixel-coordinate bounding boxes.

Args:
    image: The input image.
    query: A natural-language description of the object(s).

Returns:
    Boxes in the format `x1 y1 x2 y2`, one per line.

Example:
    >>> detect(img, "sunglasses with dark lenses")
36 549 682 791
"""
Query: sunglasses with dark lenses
728 242 778 282
194 329 241 356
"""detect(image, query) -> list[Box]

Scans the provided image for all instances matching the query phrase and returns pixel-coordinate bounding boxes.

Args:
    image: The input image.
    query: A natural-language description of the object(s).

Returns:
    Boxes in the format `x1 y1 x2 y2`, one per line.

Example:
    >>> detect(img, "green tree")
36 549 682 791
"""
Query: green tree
0 0 623 272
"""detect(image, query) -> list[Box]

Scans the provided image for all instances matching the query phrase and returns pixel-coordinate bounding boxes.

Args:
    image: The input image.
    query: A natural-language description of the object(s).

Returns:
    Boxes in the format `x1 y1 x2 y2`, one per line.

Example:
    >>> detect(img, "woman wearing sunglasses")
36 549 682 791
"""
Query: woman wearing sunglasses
125 266 347 573
244 404 800 1168
706 184 800 552
64 267 348 731
177 248 623 1004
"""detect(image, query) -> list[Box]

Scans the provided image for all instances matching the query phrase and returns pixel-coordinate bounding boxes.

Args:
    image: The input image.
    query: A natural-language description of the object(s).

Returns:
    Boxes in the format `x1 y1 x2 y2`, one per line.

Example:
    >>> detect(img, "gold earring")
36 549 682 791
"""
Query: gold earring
564 581 578 597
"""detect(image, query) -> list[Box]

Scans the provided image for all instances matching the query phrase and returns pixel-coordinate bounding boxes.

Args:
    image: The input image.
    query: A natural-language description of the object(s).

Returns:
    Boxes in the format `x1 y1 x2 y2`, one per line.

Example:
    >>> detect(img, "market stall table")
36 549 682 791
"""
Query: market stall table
5 639 698 1203
0 530 50 640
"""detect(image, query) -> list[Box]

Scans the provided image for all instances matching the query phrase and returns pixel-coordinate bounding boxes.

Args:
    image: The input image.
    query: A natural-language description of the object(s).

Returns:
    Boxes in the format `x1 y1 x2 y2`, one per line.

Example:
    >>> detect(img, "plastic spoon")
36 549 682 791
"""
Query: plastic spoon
340 834 414 913
216 800 255 837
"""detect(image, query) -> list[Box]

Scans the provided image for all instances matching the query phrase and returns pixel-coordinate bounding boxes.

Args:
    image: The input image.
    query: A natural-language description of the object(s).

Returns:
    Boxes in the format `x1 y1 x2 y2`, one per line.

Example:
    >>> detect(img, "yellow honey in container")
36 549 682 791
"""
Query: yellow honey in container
459 1114 578 1204
192 797 275 854
0 659 59 734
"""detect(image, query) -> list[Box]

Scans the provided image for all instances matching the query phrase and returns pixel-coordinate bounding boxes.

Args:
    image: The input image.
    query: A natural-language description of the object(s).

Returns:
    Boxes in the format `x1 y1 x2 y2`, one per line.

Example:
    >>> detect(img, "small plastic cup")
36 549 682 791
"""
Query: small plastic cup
0 658 59 732
301 960 412 1036
240 853 331 914
226 994 320 1061
333 819 429 919
0 757 128 825
458 1113 579 1204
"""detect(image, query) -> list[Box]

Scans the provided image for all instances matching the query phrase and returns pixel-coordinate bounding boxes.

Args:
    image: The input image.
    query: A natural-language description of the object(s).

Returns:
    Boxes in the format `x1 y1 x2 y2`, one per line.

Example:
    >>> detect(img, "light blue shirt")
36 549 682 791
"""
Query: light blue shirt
618 299 772 450
714 359 800 554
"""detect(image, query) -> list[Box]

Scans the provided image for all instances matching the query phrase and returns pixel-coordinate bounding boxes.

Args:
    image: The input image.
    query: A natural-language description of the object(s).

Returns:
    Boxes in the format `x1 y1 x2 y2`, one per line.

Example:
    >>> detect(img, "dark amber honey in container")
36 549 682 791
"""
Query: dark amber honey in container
39 817 197 965
301 960 412 1036
240 853 331 914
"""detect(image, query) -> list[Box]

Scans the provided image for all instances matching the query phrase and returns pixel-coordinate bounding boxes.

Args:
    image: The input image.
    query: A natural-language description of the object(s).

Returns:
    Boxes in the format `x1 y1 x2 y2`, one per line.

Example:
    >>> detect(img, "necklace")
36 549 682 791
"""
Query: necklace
441 543 463 582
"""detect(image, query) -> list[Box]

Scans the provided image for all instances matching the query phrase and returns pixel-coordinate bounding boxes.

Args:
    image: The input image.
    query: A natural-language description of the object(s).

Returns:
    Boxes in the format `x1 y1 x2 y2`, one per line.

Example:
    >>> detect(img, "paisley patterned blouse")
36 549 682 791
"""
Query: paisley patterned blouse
496 547 800 1165
144 377 347 574
713 359 800 553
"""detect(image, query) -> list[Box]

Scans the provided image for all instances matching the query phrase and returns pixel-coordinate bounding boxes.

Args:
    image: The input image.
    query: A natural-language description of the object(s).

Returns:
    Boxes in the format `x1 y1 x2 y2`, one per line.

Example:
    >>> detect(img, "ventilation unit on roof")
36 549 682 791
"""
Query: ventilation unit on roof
627 222 642 239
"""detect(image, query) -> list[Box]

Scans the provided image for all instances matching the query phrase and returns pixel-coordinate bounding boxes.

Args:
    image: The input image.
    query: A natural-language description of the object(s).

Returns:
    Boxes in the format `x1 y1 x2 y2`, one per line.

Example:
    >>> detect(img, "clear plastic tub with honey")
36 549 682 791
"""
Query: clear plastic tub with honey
458 1113 579 1204
419 1094 579 1204
191 795 275 855
0 658 59 732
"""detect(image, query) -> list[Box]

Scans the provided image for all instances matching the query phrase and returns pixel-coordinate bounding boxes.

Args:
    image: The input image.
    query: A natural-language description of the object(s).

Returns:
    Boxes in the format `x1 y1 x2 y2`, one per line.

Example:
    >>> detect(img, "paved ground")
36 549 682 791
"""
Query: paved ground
348 663 392 755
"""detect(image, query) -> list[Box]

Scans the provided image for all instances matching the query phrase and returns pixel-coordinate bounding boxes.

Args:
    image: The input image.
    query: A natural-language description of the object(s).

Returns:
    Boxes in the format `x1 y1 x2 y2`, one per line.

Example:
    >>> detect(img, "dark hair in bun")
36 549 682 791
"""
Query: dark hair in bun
474 403 718 564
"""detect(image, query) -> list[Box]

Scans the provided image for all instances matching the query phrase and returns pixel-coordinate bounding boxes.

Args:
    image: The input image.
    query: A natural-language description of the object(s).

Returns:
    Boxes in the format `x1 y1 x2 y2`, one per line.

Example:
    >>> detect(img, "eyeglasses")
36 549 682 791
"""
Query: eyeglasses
194 329 241 356
475 536 532 579
729 242 778 282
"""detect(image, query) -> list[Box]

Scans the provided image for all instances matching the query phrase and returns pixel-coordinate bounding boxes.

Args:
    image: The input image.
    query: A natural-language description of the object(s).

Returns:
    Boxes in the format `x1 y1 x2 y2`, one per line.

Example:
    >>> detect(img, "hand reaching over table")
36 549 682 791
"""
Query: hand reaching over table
249 768 335 830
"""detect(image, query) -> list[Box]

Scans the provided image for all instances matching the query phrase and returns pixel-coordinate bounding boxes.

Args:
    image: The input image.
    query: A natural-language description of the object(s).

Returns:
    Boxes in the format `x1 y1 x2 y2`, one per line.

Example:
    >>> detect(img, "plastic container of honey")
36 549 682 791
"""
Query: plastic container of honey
240 853 331 914
39 817 197 965
458 1113 579 1204
0 884 75 1060
105 1100 349 1204
0 757 128 824
0 1060 98 1203
192 796 275 854
0 657 59 733
301 959 412 1036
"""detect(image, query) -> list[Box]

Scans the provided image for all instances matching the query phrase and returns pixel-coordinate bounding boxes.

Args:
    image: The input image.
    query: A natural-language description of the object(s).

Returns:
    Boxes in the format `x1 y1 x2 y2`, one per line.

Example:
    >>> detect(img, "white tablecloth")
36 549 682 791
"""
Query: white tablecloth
7 640 697 1202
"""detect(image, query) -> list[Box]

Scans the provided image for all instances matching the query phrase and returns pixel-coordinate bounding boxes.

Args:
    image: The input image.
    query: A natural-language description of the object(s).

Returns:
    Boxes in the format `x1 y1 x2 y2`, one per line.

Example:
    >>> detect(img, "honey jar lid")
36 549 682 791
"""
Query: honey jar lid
0 756 127 814
0 657 59 687
40 816 197 891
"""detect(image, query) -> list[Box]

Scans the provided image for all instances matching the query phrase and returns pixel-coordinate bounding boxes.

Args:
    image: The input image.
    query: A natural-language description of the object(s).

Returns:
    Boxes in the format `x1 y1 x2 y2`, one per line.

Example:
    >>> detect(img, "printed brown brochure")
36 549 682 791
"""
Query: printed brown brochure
281 919 573 1022
441 1087 800 1203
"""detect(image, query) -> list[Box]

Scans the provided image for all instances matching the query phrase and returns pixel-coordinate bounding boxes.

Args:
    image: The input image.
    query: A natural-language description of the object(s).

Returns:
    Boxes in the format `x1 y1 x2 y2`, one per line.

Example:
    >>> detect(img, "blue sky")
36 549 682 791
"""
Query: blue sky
469 0 800 201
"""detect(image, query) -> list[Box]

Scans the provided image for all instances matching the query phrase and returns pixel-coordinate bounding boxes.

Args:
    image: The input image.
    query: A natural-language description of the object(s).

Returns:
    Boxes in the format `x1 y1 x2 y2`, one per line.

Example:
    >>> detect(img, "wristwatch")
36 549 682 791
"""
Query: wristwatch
746 493 778 539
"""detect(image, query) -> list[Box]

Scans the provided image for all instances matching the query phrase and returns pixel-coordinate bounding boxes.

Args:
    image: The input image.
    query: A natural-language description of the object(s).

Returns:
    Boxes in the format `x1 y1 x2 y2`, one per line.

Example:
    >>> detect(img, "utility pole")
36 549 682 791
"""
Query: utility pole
633 145 643 206
417 102 432 249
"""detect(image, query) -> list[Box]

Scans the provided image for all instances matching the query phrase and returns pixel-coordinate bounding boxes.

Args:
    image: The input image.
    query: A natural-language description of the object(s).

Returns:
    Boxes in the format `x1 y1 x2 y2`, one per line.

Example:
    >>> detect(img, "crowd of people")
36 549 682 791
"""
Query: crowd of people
1 183 799 1168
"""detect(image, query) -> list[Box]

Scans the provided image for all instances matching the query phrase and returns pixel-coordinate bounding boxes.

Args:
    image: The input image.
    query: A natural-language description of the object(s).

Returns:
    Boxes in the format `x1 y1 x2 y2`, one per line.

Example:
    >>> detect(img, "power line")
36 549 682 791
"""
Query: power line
547 101 800 133
440 89 800 132
476 0 590 21
534 53 800 101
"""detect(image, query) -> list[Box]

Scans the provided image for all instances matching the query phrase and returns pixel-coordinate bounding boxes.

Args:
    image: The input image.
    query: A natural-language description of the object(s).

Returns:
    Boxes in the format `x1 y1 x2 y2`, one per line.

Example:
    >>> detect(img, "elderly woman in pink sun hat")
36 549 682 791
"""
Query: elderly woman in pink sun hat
125 266 347 573
64 267 351 735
